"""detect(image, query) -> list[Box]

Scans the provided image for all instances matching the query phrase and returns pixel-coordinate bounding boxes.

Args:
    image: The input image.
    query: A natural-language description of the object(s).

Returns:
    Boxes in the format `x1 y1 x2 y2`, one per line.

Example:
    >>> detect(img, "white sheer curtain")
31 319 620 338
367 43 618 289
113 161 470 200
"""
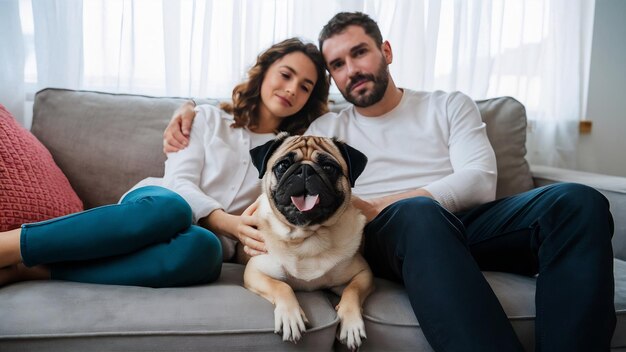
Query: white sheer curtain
0 0 25 124
379 0 595 168
4 0 595 168
31 0 83 90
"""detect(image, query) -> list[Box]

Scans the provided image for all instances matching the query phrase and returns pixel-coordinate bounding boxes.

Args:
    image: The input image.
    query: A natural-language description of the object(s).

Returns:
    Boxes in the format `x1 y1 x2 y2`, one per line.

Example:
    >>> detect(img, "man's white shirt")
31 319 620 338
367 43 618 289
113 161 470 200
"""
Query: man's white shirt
306 89 497 213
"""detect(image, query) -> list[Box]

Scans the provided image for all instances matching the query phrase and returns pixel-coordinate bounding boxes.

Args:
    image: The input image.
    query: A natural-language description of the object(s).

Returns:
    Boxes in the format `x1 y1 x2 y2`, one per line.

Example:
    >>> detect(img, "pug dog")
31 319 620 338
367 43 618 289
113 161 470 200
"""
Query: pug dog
243 133 374 350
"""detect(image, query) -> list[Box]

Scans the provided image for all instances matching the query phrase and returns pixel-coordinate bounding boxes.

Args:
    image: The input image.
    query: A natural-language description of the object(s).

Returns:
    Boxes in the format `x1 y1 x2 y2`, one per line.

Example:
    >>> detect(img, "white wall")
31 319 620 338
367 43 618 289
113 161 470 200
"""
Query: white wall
579 0 626 177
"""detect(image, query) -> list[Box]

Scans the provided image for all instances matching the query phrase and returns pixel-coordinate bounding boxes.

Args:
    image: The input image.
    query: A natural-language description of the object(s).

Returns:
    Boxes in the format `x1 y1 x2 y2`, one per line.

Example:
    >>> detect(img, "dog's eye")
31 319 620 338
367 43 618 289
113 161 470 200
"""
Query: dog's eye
274 160 291 175
322 163 338 174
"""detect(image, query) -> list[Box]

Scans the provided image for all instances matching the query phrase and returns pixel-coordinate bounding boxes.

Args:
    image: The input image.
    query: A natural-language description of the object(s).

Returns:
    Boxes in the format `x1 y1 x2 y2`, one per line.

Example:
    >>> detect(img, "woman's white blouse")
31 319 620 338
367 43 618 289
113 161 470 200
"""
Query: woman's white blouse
162 105 275 222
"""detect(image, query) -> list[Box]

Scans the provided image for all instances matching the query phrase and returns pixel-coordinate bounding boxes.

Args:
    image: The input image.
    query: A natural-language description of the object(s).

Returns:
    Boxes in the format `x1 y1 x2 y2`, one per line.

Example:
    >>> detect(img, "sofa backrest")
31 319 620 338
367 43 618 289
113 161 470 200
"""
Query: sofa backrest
31 88 534 209
476 97 534 199
32 89 188 208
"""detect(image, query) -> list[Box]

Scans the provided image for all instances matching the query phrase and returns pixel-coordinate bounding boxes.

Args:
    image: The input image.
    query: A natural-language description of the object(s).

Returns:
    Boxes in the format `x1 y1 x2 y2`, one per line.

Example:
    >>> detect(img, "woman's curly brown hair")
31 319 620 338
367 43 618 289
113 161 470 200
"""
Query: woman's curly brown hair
220 38 330 135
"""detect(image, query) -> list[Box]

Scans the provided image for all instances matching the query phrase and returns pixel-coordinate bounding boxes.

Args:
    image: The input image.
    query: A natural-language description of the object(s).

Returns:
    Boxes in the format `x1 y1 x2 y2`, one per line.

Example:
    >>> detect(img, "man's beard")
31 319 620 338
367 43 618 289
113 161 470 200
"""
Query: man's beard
341 58 389 108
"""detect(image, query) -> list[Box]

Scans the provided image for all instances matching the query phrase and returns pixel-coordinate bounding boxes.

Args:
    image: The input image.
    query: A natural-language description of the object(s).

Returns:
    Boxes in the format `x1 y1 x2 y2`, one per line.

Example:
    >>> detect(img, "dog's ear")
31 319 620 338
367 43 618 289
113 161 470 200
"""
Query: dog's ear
250 132 289 178
333 138 368 187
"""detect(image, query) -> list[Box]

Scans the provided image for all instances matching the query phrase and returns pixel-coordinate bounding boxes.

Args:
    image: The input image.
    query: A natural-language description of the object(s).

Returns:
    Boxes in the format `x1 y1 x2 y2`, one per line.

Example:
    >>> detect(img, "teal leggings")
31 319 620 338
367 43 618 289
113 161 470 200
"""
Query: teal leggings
20 186 222 288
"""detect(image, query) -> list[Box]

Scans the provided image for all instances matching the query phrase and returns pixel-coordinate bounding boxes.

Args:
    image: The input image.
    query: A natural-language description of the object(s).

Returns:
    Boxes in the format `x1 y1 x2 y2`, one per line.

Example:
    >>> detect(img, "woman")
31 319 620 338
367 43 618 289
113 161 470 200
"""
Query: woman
0 38 330 288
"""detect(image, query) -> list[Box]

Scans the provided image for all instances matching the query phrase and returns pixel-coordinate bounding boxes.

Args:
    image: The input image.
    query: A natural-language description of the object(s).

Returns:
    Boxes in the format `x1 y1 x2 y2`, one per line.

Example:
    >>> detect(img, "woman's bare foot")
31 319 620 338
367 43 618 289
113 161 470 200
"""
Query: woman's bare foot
0 228 23 268
0 264 50 287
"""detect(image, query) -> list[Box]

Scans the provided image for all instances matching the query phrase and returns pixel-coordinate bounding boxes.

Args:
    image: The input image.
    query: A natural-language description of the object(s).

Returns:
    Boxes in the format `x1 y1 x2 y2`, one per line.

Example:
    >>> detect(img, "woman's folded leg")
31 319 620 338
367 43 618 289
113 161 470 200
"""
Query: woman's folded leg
50 225 222 287
20 186 193 267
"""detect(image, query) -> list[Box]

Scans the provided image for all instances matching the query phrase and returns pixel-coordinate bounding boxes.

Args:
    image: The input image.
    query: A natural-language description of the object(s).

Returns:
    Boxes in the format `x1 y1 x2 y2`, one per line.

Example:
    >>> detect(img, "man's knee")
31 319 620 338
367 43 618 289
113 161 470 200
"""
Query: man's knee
544 183 611 224
540 183 613 244
548 183 607 207
372 196 465 250
384 196 445 221
365 197 471 282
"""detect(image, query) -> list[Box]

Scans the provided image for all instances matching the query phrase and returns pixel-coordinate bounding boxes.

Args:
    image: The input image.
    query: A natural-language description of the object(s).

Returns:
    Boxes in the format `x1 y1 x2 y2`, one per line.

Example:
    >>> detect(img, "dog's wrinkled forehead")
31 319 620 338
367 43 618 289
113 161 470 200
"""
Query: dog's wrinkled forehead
250 133 368 187
275 136 344 166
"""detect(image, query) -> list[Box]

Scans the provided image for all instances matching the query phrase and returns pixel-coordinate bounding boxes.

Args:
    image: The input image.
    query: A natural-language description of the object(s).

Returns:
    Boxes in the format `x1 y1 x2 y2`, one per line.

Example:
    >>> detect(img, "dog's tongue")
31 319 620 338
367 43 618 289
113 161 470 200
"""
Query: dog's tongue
291 194 320 212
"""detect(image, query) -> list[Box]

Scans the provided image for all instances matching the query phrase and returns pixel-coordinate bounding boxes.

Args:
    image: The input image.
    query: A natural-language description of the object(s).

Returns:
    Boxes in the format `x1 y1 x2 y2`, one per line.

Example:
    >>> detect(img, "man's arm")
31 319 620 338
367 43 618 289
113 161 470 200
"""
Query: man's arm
163 100 197 153
421 92 497 212
353 92 496 220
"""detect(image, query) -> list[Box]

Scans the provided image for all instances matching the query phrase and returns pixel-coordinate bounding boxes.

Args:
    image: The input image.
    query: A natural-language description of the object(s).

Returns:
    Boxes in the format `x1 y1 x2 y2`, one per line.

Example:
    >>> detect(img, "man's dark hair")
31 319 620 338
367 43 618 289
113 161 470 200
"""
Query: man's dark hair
318 12 383 52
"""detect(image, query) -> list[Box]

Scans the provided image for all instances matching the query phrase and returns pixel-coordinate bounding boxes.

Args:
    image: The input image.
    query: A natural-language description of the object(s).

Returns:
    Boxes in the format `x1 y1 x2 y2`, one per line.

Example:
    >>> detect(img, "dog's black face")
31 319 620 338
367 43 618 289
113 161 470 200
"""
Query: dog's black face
250 134 368 227
271 152 345 226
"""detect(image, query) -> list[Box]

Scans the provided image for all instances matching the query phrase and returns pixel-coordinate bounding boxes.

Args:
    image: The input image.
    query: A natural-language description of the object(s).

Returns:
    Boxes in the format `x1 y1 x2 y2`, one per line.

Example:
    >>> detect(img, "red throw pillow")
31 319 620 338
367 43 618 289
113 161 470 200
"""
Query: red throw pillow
0 104 83 231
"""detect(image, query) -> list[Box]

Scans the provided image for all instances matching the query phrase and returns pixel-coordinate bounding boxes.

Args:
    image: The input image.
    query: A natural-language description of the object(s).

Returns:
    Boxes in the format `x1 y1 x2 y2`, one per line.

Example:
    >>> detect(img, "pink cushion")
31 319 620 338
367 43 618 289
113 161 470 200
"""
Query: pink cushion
0 104 83 231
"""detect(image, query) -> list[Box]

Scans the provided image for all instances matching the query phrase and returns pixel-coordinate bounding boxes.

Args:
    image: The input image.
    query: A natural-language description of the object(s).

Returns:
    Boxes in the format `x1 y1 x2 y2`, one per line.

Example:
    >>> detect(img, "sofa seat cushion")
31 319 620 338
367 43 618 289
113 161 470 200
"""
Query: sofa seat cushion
0 264 339 352
0 104 83 231
357 259 626 351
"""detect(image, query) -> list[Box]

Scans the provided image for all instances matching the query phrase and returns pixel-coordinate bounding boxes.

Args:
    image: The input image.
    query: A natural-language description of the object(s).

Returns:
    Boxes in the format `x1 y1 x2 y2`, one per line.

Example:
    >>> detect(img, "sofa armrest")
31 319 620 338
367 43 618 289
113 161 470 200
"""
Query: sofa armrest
530 165 626 260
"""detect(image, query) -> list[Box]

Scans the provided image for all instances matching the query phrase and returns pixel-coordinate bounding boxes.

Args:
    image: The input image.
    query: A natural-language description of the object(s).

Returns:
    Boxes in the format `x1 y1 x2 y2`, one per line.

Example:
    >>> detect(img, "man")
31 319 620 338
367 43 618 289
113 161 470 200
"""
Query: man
164 12 615 351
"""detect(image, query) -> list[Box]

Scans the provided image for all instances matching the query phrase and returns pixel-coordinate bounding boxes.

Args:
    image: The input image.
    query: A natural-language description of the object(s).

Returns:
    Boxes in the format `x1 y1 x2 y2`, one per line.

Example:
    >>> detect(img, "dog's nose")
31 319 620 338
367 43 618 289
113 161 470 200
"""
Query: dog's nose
295 164 314 179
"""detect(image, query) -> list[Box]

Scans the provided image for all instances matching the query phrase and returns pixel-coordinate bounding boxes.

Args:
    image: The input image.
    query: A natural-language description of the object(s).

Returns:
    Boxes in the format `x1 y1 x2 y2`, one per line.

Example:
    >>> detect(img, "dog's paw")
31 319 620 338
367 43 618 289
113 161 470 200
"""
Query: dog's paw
338 318 366 350
274 303 309 343
337 306 366 350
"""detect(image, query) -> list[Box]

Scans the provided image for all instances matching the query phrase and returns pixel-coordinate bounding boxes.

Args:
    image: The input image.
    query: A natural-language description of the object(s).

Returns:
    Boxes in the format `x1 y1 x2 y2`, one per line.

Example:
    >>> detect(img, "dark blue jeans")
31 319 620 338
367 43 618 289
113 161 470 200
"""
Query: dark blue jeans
363 183 615 351
20 186 222 287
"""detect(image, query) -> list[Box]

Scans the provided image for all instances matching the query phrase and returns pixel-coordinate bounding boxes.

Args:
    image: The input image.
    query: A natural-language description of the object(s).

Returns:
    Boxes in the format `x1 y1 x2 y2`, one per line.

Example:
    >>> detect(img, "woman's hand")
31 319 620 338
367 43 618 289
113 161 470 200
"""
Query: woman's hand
200 200 267 257
163 100 197 153
234 200 267 256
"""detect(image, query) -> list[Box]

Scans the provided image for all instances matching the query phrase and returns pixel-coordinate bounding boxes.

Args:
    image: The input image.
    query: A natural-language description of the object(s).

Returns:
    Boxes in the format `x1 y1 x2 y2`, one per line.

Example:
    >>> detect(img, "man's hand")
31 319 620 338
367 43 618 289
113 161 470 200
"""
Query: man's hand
352 188 434 223
163 100 196 153
351 196 385 223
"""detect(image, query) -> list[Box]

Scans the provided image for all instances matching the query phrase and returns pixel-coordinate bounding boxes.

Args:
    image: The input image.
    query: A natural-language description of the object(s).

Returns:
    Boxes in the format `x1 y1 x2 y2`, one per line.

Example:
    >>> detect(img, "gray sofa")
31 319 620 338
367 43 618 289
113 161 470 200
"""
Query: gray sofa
1 88 624 351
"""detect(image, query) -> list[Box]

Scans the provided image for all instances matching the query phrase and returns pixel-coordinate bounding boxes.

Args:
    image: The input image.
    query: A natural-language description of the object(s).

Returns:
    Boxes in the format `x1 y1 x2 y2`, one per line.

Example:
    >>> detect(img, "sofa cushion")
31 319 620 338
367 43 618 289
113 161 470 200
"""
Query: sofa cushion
0 104 83 231
0 263 339 351
31 89 186 209
475 97 534 199
353 259 626 351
